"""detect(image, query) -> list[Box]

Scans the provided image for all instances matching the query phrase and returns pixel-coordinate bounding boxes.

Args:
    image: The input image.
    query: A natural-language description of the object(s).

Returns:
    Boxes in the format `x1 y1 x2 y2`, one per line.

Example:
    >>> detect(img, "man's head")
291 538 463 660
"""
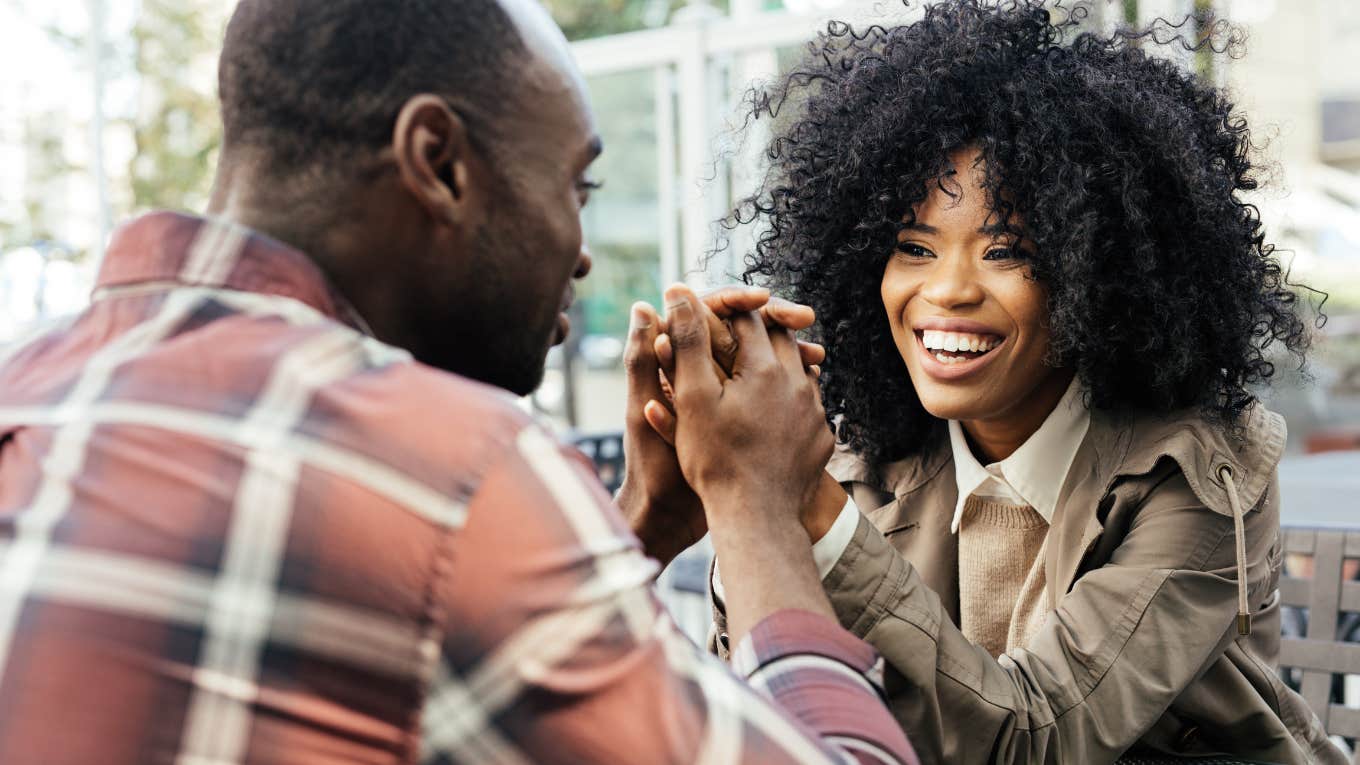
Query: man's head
215 0 601 395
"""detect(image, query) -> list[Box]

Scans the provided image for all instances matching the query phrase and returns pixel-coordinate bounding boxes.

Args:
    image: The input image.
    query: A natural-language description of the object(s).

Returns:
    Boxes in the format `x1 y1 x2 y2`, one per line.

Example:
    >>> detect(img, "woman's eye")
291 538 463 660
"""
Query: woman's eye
896 243 934 259
983 247 1030 262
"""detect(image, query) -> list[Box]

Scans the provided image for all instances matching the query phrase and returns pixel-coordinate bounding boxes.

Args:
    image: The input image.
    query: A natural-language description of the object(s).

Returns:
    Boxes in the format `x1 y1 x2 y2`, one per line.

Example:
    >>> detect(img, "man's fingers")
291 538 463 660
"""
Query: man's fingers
662 323 823 373
701 286 771 319
697 288 819 375
623 302 665 412
659 329 736 381
657 367 676 407
643 399 677 446
759 297 816 332
704 305 739 374
798 340 825 367
769 325 804 372
728 311 777 373
663 284 723 403
655 334 675 378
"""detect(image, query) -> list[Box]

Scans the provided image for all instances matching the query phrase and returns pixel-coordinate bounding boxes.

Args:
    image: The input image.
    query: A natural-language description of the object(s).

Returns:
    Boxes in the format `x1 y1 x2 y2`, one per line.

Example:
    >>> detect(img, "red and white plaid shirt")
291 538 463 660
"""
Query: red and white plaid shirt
0 212 917 765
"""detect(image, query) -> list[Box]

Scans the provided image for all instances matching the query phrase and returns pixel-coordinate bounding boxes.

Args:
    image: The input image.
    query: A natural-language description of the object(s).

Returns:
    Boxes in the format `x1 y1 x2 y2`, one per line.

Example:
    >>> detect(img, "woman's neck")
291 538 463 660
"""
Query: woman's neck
961 369 1075 464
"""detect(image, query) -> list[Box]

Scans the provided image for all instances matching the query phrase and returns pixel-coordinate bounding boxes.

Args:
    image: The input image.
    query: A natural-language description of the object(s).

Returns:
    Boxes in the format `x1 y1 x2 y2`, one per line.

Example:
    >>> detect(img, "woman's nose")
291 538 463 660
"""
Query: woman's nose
919 254 984 309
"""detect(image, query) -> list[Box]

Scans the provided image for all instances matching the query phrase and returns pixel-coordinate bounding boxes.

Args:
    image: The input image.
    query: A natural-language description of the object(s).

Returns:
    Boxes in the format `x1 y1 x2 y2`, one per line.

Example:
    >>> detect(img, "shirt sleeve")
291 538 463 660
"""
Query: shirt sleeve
713 496 860 606
421 425 917 765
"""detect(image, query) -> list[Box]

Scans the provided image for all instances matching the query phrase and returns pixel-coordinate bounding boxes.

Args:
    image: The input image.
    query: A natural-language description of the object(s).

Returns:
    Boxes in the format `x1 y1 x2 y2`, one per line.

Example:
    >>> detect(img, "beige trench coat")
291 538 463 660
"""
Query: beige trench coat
713 405 1343 763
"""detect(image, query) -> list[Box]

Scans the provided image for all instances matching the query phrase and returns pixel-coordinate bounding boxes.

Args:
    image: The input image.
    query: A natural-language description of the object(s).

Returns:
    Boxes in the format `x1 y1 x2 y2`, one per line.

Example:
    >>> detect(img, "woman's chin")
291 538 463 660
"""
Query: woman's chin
913 381 1002 423
908 371 989 422
919 398 985 422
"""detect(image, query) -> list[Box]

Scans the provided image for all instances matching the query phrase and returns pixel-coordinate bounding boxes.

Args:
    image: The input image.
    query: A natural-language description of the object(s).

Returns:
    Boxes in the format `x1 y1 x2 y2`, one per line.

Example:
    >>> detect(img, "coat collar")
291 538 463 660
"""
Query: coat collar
831 403 1285 519
829 402 1287 597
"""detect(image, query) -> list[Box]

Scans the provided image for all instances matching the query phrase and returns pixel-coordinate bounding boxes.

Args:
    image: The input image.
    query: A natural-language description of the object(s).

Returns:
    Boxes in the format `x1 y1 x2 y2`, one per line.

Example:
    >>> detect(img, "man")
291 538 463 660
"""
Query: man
0 1 916 763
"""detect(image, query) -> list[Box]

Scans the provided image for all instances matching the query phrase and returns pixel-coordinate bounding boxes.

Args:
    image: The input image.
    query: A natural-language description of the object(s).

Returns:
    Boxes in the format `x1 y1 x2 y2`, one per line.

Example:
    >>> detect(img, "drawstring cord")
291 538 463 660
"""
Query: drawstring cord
1219 465 1252 636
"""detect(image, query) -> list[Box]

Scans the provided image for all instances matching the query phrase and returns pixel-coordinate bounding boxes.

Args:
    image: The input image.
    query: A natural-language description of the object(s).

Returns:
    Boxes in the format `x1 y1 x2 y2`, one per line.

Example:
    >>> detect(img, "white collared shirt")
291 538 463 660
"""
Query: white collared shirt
715 378 1089 601
946 377 1090 532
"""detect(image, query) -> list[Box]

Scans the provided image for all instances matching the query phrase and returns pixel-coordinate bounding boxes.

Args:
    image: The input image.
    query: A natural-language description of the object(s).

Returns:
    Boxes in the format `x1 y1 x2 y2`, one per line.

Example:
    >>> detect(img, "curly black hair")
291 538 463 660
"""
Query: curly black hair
731 0 1313 466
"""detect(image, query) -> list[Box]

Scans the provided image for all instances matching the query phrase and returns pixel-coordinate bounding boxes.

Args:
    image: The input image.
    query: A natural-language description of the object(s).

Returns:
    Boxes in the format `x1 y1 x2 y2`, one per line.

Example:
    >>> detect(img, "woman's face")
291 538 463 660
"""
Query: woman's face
881 147 1068 428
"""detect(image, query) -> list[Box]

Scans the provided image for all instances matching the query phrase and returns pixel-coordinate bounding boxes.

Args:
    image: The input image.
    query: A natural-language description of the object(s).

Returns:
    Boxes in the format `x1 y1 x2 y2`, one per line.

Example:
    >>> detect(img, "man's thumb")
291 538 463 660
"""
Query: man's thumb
663 284 720 400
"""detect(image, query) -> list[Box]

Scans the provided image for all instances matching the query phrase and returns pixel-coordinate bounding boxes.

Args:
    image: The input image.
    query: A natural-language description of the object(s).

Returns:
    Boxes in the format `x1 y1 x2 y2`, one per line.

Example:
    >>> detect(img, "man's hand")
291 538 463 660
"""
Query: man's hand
642 287 824 444
652 286 825 383
615 302 706 568
617 287 823 567
661 283 837 643
663 285 833 529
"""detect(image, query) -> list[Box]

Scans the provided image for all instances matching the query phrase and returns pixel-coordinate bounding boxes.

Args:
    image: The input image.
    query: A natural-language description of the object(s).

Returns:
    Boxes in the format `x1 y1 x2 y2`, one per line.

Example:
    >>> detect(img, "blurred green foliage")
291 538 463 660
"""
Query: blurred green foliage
0 111 74 247
546 0 729 41
577 68 665 336
126 0 224 213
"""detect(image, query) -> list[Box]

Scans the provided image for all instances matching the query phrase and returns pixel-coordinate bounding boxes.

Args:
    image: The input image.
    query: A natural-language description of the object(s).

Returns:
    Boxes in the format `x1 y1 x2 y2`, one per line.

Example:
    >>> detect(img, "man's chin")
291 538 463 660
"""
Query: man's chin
504 364 548 398
476 358 547 398
417 345 548 398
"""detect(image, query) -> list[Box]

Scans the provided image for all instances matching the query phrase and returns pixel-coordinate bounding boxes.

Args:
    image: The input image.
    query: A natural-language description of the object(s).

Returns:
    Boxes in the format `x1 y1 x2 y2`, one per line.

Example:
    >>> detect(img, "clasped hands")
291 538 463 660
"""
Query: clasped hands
616 283 849 568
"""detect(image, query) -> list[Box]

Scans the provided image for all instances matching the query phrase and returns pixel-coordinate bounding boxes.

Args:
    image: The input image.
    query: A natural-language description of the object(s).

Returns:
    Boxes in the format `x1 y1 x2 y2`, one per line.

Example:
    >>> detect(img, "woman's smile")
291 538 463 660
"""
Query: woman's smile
912 318 1007 380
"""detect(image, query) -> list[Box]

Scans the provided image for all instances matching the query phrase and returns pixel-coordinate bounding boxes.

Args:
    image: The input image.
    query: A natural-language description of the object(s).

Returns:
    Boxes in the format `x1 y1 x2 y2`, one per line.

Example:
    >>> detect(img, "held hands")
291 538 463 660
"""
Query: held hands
616 284 835 565
663 284 834 522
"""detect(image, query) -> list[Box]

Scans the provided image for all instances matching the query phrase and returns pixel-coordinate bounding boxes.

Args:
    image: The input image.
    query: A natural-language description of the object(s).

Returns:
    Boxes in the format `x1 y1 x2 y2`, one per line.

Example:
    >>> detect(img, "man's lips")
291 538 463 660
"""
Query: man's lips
555 311 571 343
552 286 576 346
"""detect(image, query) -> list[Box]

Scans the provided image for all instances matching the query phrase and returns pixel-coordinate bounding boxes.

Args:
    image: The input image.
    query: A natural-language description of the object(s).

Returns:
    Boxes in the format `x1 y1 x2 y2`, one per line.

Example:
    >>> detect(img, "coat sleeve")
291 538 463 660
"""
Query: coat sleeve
809 472 1281 763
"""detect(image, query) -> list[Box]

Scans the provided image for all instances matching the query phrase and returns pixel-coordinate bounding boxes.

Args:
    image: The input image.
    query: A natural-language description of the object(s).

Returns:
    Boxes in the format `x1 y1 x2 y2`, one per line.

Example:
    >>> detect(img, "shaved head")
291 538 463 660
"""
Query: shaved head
218 0 528 175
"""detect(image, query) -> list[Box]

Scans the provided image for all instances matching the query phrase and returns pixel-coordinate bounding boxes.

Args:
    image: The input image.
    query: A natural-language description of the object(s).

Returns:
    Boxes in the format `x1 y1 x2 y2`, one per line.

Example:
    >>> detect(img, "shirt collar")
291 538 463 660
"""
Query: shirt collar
93 211 372 334
948 376 1090 532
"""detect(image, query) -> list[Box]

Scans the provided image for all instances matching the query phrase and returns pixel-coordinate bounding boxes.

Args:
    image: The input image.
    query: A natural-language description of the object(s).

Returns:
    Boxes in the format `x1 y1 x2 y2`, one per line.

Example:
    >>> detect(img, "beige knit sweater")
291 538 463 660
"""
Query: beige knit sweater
956 495 1052 658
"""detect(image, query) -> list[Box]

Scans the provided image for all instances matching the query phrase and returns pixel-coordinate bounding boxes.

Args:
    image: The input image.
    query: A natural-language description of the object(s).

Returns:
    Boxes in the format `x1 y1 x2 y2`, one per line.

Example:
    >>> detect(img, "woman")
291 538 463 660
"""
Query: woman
688 1 1342 761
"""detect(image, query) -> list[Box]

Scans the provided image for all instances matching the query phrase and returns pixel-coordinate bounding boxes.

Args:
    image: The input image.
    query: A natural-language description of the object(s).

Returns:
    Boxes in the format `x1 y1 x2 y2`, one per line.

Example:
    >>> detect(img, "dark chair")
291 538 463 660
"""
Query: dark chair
572 431 625 495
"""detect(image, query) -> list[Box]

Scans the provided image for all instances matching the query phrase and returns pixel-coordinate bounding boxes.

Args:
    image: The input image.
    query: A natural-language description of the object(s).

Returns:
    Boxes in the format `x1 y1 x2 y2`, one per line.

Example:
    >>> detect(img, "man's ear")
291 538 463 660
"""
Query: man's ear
392 94 474 226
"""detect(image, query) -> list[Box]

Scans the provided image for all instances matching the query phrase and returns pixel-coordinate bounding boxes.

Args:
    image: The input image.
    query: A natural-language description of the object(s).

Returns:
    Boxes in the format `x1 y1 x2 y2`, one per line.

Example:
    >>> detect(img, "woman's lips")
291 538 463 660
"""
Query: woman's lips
915 329 1004 381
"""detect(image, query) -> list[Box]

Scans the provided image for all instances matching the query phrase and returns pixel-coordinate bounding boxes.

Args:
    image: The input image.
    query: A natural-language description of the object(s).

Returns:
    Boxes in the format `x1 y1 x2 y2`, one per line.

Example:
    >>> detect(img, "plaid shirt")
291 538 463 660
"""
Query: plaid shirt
0 212 917 765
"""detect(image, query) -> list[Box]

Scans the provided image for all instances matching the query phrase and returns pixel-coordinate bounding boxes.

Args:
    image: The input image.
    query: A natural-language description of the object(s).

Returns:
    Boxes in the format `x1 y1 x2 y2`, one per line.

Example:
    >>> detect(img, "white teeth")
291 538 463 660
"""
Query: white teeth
921 330 1001 353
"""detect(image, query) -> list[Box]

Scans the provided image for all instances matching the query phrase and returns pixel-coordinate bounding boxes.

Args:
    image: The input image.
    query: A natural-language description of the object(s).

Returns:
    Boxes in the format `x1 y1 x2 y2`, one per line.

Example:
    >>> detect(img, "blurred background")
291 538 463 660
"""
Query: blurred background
3 0 1359 735
1 0 1358 661
1 0 1358 447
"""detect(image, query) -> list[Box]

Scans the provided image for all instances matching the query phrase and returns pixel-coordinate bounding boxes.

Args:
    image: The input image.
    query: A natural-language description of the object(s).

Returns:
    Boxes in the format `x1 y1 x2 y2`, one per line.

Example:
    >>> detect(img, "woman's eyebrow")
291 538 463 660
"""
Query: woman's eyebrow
977 222 1016 236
